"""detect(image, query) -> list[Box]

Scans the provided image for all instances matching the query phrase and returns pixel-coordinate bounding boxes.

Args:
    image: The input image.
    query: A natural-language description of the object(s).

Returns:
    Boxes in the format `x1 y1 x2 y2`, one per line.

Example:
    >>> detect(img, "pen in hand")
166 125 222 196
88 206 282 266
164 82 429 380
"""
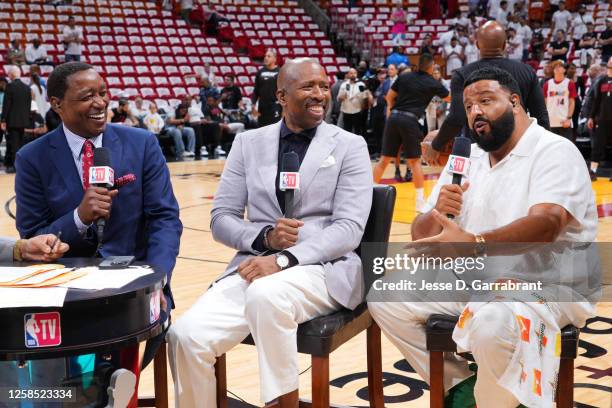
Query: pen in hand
50 231 62 253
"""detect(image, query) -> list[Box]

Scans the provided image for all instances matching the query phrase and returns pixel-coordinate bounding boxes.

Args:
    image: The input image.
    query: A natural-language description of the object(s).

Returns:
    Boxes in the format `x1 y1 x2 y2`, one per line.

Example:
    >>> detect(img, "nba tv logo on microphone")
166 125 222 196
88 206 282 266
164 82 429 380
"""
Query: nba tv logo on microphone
89 166 114 187
280 172 300 190
447 155 470 176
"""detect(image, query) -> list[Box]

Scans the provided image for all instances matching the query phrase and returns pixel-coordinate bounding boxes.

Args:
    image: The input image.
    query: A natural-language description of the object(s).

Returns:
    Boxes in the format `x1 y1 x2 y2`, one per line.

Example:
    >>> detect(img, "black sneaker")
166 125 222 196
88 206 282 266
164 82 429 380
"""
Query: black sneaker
404 170 413 182
394 167 402 182
589 170 597 181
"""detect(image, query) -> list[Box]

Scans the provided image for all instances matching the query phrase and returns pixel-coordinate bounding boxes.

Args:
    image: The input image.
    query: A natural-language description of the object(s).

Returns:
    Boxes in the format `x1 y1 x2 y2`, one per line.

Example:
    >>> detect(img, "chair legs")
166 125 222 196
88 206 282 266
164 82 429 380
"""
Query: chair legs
215 354 228 408
137 342 169 408
311 355 330 408
366 322 384 408
556 357 574 408
429 351 445 408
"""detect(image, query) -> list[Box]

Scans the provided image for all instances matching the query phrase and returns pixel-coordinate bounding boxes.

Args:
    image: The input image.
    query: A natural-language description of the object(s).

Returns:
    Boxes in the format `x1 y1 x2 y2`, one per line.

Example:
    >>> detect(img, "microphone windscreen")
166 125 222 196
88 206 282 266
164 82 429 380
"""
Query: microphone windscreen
450 135 471 159
93 147 111 167
281 151 300 173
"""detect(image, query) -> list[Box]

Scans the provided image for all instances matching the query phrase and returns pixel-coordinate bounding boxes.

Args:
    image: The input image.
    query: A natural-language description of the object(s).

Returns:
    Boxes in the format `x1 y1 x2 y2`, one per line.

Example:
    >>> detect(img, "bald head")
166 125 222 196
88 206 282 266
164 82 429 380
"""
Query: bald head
277 58 324 91
476 21 507 58
6 65 20 80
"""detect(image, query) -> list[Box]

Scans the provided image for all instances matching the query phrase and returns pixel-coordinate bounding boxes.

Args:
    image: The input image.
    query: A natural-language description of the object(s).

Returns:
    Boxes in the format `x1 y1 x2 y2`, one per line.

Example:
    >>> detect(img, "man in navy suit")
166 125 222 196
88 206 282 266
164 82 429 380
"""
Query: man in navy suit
14 62 182 406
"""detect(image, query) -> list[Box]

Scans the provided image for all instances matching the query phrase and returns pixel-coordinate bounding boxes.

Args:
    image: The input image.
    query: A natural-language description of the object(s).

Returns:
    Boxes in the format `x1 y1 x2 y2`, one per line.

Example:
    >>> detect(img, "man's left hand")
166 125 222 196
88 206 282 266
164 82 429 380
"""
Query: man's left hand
19 234 70 262
421 130 441 166
562 119 572 128
238 255 281 283
414 209 475 243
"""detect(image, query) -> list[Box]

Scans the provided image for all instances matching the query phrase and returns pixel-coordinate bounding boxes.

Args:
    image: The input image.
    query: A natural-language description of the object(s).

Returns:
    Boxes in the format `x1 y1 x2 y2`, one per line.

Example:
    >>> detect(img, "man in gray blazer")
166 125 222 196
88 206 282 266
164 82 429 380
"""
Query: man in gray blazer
0 234 68 262
168 59 373 408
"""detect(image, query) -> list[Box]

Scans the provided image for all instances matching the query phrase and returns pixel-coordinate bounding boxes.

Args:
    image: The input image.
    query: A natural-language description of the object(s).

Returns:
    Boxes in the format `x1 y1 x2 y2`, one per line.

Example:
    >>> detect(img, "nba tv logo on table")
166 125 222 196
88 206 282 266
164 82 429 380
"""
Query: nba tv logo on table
24 312 62 348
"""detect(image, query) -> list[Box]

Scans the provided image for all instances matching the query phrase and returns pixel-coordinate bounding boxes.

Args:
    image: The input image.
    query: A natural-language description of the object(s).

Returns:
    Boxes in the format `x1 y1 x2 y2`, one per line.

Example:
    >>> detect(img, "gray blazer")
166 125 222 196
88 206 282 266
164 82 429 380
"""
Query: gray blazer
0 237 16 262
211 121 373 310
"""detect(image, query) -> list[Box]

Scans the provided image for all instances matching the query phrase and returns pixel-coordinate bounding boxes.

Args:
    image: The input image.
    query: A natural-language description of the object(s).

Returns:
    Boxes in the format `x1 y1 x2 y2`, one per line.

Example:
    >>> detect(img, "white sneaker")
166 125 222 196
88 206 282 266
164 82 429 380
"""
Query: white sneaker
416 198 426 213
201 148 208 157
184 151 195 157
214 146 226 156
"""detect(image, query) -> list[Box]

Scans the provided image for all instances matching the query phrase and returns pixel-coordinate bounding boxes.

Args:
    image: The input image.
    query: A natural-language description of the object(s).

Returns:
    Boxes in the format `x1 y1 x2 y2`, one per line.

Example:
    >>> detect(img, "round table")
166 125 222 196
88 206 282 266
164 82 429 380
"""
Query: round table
0 258 165 361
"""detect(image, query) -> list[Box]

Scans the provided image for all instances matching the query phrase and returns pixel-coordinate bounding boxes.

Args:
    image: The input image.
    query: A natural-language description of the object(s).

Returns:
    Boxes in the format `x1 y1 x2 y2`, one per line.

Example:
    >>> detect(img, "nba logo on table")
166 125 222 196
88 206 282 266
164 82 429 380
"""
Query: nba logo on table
279 172 300 190
24 312 62 348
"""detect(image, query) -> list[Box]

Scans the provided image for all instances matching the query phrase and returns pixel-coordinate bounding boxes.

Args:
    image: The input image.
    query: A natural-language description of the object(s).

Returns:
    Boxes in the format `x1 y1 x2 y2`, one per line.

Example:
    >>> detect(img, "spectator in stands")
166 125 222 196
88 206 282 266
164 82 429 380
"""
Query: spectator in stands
251 49 281 127
108 98 136 126
467 12 485 36
464 34 479 64
451 10 470 28
338 68 370 136
419 34 436 56
25 38 52 66
544 60 576 140
1 65 31 173
199 62 220 89
438 24 460 48
495 1 510 27
529 21 546 61
6 39 26 66
325 71 345 125
62 16 83 63
487 0 502 21
30 73 50 117
506 27 523 61
143 102 165 136
585 58 612 180
443 37 464 77
549 0 561 14
513 1 528 21
186 94 224 159
357 60 373 81
0 77 6 158
551 1 572 35
166 103 196 160
547 29 570 62
23 102 47 145
180 0 193 24
386 46 409 68
45 107 61 133
391 3 407 45
220 75 242 110
571 4 594 50
599 18 612 64
578 23 597 68
518 18 532 61
131 96 147 128
198 76 221 116
205 95 244 138
507 13 521 33
456 25 470 47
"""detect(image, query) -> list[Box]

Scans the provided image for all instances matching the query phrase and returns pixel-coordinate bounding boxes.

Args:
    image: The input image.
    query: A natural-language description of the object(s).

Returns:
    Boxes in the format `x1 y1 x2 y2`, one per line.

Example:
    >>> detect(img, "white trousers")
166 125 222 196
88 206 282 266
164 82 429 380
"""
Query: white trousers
167 266 340 408
368 300 523 408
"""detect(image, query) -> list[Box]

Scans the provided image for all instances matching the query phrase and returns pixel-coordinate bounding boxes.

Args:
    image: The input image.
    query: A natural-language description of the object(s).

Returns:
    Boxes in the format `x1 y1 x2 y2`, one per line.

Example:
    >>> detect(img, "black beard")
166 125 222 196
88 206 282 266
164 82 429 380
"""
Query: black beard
469 106 515 152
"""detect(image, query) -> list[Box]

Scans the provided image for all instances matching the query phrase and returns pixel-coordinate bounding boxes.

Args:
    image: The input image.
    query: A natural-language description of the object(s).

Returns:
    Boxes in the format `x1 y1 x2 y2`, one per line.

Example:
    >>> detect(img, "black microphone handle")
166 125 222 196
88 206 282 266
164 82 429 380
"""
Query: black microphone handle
447 173 463 219
284 190 295 219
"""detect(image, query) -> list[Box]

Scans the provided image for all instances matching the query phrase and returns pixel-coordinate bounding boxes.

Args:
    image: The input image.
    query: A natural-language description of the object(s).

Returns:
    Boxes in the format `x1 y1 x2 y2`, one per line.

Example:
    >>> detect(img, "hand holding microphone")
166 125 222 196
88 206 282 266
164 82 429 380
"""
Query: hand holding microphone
436 134 471 219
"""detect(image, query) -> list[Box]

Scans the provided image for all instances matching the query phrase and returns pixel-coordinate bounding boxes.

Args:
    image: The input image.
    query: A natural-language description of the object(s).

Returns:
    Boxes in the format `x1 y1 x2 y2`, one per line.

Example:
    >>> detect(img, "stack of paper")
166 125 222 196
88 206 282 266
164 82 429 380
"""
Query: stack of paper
0 265 88 288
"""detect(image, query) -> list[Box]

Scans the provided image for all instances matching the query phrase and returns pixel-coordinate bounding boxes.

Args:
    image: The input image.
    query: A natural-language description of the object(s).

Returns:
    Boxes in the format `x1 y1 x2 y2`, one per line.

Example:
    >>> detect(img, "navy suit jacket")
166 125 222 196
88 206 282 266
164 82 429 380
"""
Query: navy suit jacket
15 124 182 305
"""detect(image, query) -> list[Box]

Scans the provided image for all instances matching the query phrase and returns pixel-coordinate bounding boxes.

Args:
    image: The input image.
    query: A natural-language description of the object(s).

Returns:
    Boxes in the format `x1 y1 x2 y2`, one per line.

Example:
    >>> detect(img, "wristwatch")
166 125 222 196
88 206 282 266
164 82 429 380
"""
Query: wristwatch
275 252 290 270
473 234 487 257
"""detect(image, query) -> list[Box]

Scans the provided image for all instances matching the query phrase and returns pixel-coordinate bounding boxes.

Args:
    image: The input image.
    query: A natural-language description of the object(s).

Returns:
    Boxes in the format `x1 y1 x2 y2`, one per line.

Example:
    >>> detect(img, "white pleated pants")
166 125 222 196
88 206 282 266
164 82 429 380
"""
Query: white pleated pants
167 265 340 408
368 300 523 408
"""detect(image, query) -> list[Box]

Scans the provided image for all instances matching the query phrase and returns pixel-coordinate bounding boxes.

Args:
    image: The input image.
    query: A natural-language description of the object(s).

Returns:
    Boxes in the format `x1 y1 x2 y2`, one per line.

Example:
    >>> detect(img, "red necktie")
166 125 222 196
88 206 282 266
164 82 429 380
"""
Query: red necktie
82 140 94 190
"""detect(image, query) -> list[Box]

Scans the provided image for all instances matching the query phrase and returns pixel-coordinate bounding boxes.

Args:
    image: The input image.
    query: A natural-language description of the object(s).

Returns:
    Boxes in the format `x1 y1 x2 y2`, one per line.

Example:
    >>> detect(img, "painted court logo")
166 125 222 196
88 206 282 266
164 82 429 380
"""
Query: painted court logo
24 312 62 348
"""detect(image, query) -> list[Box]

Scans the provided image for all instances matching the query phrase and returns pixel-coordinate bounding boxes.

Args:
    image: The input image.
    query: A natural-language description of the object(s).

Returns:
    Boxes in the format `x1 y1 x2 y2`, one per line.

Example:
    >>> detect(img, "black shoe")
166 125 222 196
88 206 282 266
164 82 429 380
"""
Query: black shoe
589 170 597 181
404 171 413 182
194 155 202 161
394 167 402 182
6 166 15 174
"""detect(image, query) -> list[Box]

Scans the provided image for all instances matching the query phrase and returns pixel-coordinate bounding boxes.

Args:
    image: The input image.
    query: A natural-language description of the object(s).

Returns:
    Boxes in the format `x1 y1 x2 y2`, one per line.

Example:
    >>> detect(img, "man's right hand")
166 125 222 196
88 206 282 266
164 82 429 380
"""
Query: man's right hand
77 187 119 225
267 218 304 250
587 118 594 129
434 182 469 218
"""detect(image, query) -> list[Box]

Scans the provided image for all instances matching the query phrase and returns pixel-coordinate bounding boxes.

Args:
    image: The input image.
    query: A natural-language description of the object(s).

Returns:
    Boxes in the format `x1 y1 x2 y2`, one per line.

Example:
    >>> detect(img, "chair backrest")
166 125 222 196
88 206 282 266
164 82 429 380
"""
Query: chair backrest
358 184 396 292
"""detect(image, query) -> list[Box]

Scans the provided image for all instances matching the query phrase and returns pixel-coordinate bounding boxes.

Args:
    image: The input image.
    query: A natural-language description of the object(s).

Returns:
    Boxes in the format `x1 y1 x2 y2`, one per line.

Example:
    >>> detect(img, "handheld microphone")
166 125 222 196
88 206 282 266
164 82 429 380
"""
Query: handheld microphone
446 134 471 219
279 151 300 219
90 148 114 245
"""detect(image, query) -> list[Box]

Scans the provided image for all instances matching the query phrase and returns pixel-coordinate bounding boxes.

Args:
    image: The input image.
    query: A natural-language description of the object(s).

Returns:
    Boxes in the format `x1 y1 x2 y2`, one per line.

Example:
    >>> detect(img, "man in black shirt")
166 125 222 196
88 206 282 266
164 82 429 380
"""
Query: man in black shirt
600 19 612 63
220 74 242 110
373 53 449 211
423 21 549 164
547 29 570 62
251 49 281 127
586 57 612 180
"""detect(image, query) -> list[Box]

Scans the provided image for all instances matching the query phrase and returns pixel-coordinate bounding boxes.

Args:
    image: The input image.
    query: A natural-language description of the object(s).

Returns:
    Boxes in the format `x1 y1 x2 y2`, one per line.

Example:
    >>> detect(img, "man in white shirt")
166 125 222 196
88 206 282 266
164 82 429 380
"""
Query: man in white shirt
496 0 510 26
369 66 597 408
571 4 594 48
337 67 370 136
25 38 51 66
506 27 524 61
551 0 572 35
443 37 464 76
62 16 83 62
518 18 533 60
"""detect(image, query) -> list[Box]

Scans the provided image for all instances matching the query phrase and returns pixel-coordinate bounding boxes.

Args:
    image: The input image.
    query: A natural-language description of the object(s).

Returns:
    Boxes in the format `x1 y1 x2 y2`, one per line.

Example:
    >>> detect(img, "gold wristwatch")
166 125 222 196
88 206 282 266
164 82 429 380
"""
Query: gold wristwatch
13 239 26 262
473 234 486 257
